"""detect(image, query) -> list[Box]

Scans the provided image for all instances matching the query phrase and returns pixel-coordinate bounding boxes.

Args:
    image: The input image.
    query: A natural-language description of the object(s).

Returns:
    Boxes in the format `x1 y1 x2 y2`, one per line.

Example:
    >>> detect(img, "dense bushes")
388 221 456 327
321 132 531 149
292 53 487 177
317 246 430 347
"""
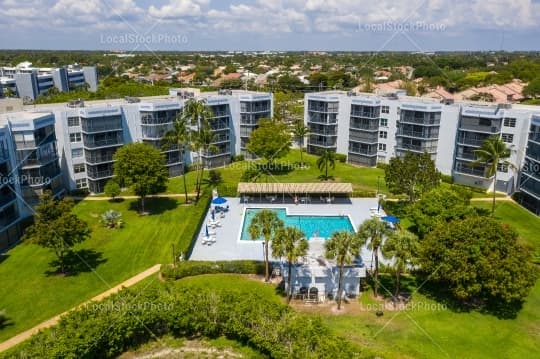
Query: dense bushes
161 261 266 280
351 190 377 198
335 153 347 163
4 278 364 358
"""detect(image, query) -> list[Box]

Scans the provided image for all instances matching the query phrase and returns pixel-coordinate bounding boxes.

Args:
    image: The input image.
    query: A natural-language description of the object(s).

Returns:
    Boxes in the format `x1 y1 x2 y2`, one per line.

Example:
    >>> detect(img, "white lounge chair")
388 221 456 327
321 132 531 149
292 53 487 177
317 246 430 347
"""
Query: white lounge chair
202 235 216 245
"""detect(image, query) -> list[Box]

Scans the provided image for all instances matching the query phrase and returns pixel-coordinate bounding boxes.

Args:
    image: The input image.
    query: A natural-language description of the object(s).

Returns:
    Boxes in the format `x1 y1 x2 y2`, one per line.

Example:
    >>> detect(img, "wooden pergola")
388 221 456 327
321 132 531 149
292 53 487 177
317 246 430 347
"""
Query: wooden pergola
237 182 353 203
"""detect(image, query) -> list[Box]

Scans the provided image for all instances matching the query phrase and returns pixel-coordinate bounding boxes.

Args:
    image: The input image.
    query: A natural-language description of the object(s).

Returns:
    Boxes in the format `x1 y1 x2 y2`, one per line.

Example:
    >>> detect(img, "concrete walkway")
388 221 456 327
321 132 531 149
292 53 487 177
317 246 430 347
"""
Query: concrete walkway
0 264 161 353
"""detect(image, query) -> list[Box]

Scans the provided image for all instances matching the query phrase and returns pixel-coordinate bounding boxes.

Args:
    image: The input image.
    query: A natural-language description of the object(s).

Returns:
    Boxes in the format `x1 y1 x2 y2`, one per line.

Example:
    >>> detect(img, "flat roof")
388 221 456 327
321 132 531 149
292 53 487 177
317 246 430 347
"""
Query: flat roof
237 182 353 194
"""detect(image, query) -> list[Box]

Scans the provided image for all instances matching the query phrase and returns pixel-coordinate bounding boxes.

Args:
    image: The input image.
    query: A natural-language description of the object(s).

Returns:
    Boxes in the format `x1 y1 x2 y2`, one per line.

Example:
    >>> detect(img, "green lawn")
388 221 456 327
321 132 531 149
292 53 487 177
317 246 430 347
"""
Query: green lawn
0 197 207 342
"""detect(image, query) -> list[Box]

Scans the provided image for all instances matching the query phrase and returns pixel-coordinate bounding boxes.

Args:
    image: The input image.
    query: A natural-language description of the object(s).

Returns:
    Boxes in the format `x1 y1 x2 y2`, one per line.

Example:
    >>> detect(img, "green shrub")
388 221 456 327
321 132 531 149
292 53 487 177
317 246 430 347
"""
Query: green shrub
231 154 245 162
215 184 237 197
335 153 347 163
5 279 364 358
376 162 388 170
441 174 454 184
161 260 266 280
351 190 377 198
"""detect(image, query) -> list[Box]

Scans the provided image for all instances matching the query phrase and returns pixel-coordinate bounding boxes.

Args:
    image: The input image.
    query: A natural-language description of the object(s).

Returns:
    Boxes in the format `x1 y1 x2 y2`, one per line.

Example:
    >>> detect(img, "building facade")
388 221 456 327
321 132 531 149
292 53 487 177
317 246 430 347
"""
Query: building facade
304 90 540 213
0 62 98 101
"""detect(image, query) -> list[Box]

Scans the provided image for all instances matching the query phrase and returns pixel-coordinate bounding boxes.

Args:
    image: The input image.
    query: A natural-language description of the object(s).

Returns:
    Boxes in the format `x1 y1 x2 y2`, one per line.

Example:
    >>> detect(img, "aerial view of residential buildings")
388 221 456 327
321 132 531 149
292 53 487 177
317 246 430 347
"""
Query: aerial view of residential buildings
0 1 539 358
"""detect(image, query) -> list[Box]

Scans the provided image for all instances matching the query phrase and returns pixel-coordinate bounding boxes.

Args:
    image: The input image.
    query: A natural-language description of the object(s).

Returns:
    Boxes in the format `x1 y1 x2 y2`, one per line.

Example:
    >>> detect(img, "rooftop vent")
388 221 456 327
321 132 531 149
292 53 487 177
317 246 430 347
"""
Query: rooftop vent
218 89 233 96
67 98 84 108
346 91 357 96
125 96 140 103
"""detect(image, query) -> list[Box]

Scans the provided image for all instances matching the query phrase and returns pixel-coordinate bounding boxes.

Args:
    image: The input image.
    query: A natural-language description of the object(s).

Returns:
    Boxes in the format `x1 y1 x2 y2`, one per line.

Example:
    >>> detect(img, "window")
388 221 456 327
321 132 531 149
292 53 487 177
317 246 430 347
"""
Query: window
381 106 389 114
378 143 387 151
503 118 516 127
70 133 81 143
501 133 514 143
377 155 386 163
73 163 85 173
380 118 388 127
479 118 491 127
497 163 508 173
379 131 387 139
68 117 80 127
76 178 87 189
71 148 83 158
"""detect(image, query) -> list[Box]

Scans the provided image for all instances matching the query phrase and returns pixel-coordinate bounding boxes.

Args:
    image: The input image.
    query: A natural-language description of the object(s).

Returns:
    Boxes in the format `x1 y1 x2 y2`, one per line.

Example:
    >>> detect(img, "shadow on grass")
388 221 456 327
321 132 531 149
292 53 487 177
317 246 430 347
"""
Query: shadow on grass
128 197 178 215
108 198 125 204
417 278 523 319
0 254 9 265
0 314 14 330
45 249 107 277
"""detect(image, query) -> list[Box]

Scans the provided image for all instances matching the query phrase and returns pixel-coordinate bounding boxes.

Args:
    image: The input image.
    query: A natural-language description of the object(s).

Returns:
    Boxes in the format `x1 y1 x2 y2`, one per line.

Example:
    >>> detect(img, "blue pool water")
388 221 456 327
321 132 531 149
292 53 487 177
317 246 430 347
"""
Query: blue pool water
240 208 354 241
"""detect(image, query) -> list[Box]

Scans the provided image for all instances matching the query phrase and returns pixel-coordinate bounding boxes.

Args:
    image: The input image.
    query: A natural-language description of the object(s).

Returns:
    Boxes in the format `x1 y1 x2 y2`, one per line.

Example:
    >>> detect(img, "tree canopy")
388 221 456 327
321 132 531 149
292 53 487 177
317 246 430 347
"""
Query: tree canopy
384 152 440 202
409 186 477 238
113 142 168 213
23 192 91 274
247 118 291 164
419 216 538 316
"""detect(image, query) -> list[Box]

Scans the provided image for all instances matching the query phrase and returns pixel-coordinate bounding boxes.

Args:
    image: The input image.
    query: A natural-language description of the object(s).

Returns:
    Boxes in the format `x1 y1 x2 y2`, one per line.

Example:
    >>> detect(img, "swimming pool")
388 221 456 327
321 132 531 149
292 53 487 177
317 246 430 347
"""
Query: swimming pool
240 208 355 241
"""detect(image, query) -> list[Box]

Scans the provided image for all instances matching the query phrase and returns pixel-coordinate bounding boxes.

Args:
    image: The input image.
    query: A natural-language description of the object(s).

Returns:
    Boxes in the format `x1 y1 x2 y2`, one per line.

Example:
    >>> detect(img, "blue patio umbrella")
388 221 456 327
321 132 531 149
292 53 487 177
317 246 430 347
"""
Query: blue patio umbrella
211 197 227 205
381 215 400 224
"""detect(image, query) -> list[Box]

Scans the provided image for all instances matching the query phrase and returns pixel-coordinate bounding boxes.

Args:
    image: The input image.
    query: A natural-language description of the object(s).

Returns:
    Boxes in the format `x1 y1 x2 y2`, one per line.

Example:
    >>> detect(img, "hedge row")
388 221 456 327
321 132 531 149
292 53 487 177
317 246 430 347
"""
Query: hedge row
161 260 266 280
4 280 365 358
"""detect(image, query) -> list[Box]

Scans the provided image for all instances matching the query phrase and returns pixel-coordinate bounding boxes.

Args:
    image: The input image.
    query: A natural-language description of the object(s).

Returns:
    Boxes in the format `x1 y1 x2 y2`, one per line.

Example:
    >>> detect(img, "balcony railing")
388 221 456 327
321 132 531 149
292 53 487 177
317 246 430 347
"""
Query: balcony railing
87 169 114 179
81 123 122 133
397 129 439 139
459 122 500 133
309 139 337 147
350 111 378 119
310 128 337 136
396 143 438 153
529 132 540 144
455 152 477 160
85 153 115 164
454 165 485 177
456 136 488 147
83 137 123 149
348 148 377 156
399 115 440 126
349 133 378 143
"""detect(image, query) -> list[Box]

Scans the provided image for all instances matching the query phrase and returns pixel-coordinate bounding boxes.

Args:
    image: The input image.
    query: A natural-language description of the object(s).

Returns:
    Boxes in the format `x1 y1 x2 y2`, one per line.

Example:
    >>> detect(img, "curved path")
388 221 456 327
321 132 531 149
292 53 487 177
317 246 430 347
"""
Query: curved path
0 264 161 353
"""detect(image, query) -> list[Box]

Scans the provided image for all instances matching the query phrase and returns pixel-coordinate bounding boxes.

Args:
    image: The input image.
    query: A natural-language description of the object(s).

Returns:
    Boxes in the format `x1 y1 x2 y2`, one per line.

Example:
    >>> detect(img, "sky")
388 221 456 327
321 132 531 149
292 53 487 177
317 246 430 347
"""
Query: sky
2 0 540 51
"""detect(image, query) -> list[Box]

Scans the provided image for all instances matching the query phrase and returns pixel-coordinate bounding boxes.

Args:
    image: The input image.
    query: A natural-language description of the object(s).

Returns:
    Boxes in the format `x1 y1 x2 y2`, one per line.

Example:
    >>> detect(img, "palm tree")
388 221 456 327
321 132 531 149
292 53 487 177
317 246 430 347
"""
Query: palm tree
292 120 310 167
181 98 214 202
316 150 336 180
325 230 362 310
162 116 190 203
471 135 515 215
192 123 217 198
358 218 391 298
248 209 284 282
382 230 419 297
272 226 308 303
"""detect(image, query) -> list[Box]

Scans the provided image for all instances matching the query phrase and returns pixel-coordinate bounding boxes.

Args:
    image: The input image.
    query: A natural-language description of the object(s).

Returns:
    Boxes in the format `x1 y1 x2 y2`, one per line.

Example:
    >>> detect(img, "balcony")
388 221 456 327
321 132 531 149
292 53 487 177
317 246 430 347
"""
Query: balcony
349 120 378 131
396 143 438 153
19 154 58 168
350 111 379 119
0 190 16 209
308 139 337 148
310 128 337 136
348 147 377 156
399 115 440 126
455 151 477 161
459 121 500 134
529 132 540 144
454 165 486 177
349 132 378 144
81 122 122 134
85 152 115 164
87 168 114 179
396 129 439 139
141 115 176 125
456 136 488 147
83 137 123 149
213 135 230 143
211 110 228 118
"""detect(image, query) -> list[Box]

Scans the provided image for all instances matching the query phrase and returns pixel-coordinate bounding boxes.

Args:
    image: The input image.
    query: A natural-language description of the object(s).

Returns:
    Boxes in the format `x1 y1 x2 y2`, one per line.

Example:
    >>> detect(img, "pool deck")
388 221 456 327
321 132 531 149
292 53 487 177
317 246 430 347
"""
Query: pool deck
189 197 386 266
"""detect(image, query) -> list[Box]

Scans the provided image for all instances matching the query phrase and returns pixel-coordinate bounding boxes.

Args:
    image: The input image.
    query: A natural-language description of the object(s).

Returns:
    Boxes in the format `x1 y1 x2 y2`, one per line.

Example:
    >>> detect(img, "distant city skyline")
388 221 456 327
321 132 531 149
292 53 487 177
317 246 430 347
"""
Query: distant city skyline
2 0 540 51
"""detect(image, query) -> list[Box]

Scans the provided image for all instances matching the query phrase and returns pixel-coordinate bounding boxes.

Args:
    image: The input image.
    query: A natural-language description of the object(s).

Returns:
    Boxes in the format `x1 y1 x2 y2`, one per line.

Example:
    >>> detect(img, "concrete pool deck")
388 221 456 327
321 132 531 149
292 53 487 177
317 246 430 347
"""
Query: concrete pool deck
189 197 386 266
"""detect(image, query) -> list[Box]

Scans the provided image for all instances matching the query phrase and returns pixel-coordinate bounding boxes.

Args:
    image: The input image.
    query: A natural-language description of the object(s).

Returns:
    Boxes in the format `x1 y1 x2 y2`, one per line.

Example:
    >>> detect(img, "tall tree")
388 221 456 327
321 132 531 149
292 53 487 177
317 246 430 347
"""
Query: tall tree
384 152 440 203
248 209 284 282
162 114 190 203
358 218 392 298
471 135 515 215
325 230 362 310
271 226 309 303
181 98 214 202
23 192 91 274
292 120 310 167
316 150 336 180
409 186 476 238
113 142 168 214
382 230 419 297
419 217 538 314
247 118 291 166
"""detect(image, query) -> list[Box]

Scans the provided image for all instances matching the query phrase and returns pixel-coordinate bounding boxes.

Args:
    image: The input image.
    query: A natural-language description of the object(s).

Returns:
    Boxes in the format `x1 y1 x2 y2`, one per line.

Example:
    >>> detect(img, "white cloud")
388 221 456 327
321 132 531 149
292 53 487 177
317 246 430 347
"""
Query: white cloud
148 0 209 19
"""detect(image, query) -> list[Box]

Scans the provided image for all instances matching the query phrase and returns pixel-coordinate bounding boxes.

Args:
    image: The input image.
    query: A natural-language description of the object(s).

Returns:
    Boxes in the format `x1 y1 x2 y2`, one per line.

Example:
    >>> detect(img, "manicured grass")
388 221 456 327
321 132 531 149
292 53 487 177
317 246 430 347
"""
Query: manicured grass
0 196 207 342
